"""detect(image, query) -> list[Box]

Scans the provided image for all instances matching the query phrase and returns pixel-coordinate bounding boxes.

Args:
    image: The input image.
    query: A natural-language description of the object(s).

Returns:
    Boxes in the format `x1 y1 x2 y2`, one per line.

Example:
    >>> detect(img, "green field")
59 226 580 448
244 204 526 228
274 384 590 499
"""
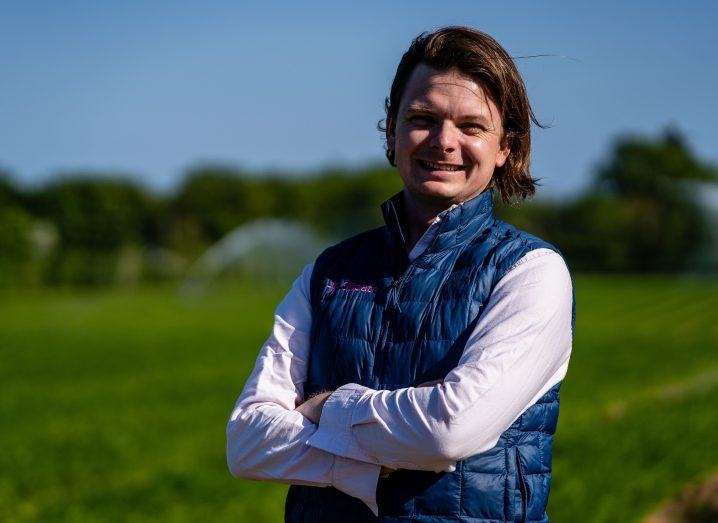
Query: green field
2 276 717 522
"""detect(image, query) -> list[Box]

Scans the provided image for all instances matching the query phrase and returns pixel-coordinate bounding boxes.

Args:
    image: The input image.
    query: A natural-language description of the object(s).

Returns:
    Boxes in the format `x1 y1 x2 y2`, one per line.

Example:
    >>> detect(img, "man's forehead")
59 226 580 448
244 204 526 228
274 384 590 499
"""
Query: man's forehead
402 64 494 112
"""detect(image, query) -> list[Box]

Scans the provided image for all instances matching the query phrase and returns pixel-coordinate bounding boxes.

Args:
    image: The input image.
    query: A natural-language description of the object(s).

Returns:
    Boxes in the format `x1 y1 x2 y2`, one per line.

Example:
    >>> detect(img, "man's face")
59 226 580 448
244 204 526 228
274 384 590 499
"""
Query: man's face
387 63 510 207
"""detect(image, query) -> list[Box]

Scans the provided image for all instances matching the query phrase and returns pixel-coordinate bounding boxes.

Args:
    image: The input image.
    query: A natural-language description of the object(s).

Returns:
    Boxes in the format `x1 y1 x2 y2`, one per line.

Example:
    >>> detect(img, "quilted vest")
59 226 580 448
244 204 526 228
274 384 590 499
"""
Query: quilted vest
285 188 575 523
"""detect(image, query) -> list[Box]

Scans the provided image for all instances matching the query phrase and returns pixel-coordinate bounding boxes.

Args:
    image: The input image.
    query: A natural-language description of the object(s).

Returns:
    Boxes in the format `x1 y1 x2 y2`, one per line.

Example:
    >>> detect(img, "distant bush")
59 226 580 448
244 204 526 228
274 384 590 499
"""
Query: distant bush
499 128 718 273
0 205 34 287
0 127 715 286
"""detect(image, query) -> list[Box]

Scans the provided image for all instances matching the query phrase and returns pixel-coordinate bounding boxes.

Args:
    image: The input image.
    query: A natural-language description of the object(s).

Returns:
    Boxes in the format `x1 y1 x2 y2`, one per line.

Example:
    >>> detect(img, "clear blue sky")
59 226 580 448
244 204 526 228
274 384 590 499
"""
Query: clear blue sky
1 1 716 196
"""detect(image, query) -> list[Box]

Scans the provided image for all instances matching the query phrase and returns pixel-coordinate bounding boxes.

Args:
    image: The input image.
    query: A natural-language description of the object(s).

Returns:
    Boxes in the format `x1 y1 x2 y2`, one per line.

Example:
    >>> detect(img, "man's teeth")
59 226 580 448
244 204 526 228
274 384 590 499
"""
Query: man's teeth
419 160 463 171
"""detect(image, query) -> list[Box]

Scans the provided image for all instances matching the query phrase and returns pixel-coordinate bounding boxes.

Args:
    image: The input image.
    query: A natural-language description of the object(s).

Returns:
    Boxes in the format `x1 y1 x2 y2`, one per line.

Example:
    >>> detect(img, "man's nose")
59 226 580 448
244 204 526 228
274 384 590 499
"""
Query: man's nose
430 120 458 153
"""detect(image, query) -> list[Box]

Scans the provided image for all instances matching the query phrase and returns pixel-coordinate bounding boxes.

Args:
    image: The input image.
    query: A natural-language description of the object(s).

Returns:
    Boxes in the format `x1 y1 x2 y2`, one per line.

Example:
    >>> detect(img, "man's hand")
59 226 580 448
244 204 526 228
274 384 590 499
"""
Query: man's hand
379 466 396 478
296 379 443 478
295 391 333 424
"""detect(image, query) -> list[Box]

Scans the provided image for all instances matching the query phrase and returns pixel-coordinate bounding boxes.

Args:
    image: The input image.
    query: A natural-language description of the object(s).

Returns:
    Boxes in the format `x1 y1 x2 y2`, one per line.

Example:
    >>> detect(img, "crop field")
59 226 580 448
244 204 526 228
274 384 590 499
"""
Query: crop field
1 275 717 522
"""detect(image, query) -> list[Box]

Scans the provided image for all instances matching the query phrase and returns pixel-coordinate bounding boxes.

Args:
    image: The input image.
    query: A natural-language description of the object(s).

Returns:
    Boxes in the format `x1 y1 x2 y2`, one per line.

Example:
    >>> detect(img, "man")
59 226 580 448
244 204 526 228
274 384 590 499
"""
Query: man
227 26 574 522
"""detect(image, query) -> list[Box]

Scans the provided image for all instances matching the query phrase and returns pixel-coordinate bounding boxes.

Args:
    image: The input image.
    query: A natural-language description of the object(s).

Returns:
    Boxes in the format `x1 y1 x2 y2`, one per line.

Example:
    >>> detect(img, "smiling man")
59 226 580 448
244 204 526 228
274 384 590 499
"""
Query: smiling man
390 61 510 248
227 27 575 522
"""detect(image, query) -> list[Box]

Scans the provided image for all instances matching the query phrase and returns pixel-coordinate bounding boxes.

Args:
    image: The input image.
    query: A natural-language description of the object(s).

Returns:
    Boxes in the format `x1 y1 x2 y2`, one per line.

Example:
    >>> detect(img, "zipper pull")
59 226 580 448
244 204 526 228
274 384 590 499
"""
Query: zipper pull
389 277 403 313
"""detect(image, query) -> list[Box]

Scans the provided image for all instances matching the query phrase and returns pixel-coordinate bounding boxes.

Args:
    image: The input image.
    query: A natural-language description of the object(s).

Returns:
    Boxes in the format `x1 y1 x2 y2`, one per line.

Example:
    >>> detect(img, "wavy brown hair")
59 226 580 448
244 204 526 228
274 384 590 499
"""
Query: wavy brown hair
379 26 545 203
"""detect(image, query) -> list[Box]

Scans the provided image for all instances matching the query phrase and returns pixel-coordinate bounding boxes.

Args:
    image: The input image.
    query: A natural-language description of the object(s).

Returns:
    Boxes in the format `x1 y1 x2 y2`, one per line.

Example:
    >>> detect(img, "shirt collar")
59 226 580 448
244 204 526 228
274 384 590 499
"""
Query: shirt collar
380 188 495 258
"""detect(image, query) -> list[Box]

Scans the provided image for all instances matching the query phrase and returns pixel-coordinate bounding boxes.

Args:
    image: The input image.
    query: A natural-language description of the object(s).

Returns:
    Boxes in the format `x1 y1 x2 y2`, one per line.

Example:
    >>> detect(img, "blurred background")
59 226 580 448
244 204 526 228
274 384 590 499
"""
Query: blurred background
1 1 717 522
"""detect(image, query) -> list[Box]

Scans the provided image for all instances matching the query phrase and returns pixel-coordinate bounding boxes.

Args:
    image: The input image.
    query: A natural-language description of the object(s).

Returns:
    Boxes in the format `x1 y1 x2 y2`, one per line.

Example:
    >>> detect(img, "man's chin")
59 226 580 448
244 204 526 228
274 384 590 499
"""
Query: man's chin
409 182 461 204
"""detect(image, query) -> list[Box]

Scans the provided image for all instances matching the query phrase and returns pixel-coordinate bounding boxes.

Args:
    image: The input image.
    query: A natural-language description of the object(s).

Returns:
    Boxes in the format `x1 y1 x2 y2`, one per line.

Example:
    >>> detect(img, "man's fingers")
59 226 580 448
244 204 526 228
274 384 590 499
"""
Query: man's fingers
379 466 397 478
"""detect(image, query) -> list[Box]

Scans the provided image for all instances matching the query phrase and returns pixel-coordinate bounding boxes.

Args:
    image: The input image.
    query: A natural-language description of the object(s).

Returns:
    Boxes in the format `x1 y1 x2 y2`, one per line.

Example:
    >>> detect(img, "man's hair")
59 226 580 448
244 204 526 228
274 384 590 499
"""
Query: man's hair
380 26 545 203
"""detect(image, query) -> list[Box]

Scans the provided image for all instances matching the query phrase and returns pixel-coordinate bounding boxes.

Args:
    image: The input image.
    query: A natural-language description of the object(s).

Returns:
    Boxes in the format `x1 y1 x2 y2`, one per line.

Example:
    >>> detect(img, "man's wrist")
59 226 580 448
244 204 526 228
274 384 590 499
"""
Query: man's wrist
306 384 380 465
295 390 333 424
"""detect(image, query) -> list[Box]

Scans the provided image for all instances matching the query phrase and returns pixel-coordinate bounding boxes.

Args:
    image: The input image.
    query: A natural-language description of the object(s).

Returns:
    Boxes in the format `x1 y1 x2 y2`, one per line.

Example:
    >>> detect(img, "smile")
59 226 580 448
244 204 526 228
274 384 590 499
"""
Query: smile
416 159 465 172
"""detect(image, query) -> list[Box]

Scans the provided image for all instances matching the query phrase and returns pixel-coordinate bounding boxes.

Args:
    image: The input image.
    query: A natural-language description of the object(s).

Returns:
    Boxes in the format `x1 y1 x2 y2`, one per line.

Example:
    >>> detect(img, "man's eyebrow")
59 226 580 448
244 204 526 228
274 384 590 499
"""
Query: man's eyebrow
461 114 491 124
405 102 436 113
405 102 491 123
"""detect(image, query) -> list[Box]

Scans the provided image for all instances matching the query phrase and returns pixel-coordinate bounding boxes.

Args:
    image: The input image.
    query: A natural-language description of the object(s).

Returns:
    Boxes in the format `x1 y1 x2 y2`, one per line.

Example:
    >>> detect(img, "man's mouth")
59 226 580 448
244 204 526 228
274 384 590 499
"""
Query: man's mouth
416 159 466 172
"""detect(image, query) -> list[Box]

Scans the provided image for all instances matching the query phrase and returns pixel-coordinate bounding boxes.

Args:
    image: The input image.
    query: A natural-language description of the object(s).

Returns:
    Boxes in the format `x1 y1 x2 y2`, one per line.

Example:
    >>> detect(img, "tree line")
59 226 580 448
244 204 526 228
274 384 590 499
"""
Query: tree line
0 127 716 287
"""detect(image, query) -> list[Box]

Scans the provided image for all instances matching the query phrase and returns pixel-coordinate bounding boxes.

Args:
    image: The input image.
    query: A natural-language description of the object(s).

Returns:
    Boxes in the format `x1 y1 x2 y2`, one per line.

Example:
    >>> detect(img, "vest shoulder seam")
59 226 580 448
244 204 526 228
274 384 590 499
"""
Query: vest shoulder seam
504 247 561 275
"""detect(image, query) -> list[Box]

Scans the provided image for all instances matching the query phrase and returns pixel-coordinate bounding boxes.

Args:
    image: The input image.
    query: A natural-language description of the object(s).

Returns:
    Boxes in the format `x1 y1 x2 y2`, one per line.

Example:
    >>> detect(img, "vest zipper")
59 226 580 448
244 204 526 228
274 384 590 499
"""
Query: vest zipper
515 448 527 523
390 268 413 314
377 229 441 379
375 271 406 386
390 228 441 313
378 287 395 349
387 275 403 313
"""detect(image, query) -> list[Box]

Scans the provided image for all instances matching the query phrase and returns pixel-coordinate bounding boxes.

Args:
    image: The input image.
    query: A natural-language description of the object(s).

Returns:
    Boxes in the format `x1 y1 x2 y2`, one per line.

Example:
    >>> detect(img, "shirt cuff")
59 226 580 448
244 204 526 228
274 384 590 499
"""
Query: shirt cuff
332 456 381 517
306 383 378 465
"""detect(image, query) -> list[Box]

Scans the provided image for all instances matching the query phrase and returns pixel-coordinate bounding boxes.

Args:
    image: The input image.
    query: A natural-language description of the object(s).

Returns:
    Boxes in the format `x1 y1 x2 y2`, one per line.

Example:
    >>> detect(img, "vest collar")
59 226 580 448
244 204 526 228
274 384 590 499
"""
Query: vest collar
380 188 496 256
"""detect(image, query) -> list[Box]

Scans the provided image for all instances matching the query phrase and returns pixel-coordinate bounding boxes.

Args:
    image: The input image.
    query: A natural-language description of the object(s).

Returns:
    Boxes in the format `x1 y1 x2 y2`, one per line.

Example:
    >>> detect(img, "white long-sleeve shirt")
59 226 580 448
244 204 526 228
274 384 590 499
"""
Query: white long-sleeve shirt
226 214 574 516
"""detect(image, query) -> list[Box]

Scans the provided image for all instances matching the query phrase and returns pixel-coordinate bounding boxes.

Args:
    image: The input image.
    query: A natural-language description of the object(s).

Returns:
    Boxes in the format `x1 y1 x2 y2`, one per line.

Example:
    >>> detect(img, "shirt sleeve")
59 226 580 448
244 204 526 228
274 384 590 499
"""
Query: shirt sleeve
306 248 574 473
226 262 382 516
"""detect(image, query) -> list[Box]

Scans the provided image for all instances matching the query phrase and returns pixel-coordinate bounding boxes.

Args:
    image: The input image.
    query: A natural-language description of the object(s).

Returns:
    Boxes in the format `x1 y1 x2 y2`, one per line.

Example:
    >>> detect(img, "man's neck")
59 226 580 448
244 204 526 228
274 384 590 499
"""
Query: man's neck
402 190 455 252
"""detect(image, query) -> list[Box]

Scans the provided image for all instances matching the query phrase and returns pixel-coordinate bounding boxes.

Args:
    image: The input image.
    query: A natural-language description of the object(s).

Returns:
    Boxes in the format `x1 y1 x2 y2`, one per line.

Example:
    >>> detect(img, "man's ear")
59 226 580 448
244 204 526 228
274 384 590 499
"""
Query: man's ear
495 135 510 168
385 115 395 151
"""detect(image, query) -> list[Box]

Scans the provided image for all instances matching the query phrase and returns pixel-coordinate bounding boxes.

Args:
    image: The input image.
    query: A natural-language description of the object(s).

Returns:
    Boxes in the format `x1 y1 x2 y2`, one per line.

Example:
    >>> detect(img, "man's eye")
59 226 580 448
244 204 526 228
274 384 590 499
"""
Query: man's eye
409 115 432 124
462 124 484 133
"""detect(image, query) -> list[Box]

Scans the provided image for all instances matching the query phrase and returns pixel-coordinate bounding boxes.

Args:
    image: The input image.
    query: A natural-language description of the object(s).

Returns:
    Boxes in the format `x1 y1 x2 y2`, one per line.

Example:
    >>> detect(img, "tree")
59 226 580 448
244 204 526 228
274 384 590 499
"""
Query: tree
27 176 154 285
562 127 718 271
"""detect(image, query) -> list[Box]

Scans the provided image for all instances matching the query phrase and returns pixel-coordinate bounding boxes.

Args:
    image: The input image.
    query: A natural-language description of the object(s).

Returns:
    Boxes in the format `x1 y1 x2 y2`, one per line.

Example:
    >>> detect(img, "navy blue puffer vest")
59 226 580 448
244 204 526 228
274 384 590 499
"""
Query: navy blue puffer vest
285 189 575 522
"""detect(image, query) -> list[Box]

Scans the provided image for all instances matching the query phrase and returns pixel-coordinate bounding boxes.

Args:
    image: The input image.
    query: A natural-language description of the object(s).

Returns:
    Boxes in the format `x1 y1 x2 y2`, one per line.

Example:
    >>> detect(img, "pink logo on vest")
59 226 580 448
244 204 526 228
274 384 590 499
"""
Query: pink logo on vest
325 280 377 294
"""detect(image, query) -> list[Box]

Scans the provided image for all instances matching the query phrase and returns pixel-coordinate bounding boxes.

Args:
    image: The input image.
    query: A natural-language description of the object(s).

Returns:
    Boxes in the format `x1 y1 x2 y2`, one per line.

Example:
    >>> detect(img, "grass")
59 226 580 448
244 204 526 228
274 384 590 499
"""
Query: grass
1 275 717 522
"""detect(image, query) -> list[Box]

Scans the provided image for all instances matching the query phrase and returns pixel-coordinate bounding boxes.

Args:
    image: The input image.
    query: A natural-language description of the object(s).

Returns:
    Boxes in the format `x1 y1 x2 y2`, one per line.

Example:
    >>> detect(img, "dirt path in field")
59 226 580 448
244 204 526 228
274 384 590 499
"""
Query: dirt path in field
643 471 718 522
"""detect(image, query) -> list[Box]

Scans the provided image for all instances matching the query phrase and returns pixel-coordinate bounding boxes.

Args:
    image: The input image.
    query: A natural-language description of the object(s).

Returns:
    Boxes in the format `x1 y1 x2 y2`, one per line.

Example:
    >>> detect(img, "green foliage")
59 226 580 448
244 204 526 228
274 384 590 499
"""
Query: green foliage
596 128 718 200
0 171 24 208
165 163 401 249
0 127 716 286
172 167 268 242
499 128 718 273
299 166 401 237
21 176 160 286
1 277 717 521
560 196 708 272
43 248 120 286
29 176 154 250
0 205 34 286
574 128 717 271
